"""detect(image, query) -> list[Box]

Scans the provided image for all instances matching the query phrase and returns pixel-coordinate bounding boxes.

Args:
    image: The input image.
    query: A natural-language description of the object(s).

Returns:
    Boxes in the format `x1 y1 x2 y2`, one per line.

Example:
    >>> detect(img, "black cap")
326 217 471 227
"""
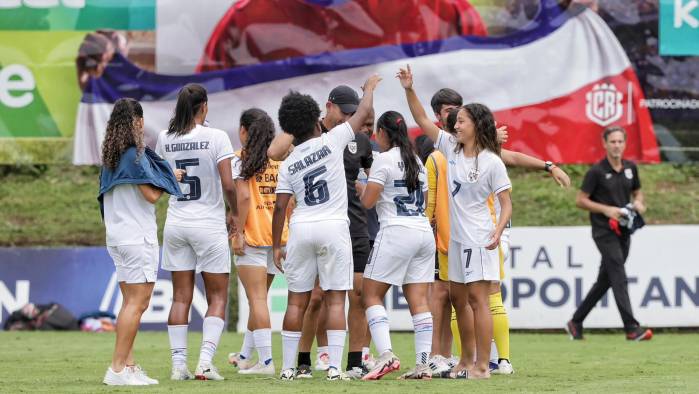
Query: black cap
328 85 359 114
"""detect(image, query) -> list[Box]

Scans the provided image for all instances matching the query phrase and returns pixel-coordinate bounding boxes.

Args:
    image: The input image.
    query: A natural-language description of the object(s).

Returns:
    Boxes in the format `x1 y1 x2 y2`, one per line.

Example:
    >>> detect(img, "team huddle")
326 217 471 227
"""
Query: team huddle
98 65 571 385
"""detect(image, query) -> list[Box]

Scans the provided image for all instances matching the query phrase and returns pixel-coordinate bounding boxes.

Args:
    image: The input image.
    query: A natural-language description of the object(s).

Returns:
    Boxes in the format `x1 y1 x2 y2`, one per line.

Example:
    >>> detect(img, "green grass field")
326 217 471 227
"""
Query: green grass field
1 332 698 393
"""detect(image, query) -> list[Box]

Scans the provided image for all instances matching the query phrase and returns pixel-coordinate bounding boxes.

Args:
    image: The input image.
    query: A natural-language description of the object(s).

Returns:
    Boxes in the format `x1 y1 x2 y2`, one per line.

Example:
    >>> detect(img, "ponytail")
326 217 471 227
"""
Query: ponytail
239 108 276 180
168 83 208 137
376 111 420 194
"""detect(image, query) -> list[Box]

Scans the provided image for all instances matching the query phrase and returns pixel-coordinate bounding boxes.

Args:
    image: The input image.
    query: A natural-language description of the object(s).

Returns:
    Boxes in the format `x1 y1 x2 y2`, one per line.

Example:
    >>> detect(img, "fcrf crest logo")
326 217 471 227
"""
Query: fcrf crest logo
585 83 623 127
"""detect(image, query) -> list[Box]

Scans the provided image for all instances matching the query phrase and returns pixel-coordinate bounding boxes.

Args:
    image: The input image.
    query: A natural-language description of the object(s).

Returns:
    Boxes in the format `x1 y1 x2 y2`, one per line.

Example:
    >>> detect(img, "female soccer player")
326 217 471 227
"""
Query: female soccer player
99 98 182 386
357 111 436 380
155 84 238 381
399 67 512 379
227 108 288 375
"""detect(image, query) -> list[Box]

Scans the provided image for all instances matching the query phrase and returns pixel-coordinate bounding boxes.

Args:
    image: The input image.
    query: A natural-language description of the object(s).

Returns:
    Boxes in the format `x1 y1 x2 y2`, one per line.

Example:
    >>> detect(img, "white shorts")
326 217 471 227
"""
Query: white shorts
448 239 500 284
235 245 282 275
364 226 435 286
162 225 231 274
107 243 159 284
283 220 353 293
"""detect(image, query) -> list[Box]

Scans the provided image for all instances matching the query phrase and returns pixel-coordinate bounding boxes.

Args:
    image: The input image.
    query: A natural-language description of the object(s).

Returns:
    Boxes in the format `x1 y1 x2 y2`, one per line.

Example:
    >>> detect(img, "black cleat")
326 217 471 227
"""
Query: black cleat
296 364 312 379
565 320 584 340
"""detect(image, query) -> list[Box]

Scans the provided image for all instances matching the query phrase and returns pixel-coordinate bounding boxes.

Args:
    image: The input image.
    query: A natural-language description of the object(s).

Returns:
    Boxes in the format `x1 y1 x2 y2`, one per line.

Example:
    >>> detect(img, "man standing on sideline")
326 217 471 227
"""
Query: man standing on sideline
566 126 652 341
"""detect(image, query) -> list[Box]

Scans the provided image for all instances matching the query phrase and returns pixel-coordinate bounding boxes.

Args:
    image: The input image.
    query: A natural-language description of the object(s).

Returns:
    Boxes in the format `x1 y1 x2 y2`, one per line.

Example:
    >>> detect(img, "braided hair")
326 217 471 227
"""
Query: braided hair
376 111 421 194
101 98 144 169
239 108 276 180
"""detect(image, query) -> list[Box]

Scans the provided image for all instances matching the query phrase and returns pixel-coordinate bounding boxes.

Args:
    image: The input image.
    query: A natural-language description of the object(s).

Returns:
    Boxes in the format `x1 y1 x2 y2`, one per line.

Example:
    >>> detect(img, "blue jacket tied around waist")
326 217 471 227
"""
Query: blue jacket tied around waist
98 146 183 217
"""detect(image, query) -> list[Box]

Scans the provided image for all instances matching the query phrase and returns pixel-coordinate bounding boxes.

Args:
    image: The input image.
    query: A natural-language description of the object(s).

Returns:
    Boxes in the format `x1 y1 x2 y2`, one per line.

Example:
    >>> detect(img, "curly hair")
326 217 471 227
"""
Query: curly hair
101 98 144 169
377 111 421 194
456 103 500 156
278 91 321 141
239 108 276 180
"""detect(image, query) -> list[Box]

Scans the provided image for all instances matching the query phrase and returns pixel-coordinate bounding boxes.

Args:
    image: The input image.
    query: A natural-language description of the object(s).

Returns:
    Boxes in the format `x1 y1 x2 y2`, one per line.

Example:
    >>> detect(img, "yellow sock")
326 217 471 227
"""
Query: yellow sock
489 291 510 361
450 307 461 356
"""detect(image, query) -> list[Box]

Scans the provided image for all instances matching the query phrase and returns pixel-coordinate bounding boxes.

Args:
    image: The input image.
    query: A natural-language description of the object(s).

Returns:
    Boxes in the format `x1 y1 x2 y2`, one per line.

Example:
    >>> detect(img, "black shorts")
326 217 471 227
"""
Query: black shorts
352 236 371 273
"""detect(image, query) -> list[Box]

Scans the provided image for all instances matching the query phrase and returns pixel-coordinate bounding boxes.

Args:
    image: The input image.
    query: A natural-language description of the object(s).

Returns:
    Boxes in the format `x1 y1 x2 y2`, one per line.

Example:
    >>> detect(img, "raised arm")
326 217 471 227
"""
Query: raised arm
397 65 441 142
267 132 295 162
501 149 571 188
347 74 382 133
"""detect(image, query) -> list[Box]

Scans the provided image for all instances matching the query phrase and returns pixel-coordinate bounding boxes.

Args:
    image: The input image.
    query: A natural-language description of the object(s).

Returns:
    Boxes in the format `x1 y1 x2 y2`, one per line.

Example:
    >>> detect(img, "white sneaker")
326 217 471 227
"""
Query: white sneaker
170 365 195 380
492 359 515 375
130 365 158 384
447 356 459 369
315 352 330 371
428 355 451 377
362 351 400 381
195 363 225 381
345 366 369 380
362 353 377 370
103 367 148 386
238 360 275 375
280 368 296 381
326 367 350 381
398 363 433 380
228 352 256 370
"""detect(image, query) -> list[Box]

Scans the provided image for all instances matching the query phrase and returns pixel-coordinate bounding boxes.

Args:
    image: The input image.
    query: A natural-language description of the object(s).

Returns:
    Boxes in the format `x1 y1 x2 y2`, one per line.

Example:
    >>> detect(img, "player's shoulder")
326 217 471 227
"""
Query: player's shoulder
201 125 229 139
622 159 638 169
480 149 504 165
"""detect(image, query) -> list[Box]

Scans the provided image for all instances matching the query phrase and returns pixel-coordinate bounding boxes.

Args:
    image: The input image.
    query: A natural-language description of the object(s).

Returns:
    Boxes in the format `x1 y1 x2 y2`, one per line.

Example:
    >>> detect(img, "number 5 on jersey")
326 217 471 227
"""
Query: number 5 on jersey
175 158 201 201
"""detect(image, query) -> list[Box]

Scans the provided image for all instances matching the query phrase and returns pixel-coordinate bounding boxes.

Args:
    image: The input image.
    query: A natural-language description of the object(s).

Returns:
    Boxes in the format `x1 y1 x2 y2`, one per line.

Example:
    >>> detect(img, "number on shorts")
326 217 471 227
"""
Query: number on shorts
303 166 330 206
175 158 201 201
393 180 425 216
463 248 472 268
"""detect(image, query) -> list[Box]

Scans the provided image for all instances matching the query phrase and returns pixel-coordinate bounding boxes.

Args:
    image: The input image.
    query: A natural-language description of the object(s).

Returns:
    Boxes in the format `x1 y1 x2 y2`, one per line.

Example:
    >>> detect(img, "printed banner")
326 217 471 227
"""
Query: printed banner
73 2 660 165
0 248 209 330
238 225 699 331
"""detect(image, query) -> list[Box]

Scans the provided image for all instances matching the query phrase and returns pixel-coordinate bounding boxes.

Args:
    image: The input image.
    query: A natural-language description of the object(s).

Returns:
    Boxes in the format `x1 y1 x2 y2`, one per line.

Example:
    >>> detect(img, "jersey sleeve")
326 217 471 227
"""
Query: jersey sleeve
214 130 235 163
327 122 355 151
275 163 293 195
154 131 165 158
231 155 242 180
580 167 598 195
367 153 390 186
490 155 512 195
434 129 456 156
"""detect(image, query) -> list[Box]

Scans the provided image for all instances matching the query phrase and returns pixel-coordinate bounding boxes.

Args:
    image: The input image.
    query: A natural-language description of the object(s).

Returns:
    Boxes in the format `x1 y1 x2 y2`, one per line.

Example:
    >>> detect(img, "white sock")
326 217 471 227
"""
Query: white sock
253 328 273 365
490 339 499 364
326 330 346 370
281 330 302 370
168 325 188 369
366 305 392 355
317 345 329 357
412 312 433 365
199 316 225 366
362 346 370 359
240 329 254 360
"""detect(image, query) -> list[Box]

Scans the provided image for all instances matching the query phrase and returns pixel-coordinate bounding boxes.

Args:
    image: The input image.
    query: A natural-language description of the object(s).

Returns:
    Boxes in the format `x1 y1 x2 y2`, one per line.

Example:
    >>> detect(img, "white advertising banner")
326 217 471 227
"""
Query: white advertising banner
237 225 699 331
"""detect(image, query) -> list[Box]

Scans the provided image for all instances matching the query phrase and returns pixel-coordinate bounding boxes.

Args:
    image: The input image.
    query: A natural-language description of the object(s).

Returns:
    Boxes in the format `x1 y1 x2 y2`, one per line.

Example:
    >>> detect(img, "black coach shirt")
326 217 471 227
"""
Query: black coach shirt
581 158 641 239
320 121 374 237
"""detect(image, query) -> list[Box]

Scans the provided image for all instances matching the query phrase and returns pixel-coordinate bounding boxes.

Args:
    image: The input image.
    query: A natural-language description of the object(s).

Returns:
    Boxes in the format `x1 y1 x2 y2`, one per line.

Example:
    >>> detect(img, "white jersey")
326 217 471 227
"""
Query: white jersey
368 147 430 231
435 129 511 246
155 124 234 229
276 122 354 225
103 184 157 246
